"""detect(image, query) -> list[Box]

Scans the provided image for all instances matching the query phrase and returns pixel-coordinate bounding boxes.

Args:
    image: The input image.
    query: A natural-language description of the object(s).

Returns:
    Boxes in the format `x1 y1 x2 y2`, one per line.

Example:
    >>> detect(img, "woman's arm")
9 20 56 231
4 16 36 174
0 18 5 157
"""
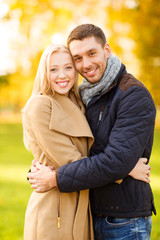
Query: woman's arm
129 157 151 183
114 157 151 184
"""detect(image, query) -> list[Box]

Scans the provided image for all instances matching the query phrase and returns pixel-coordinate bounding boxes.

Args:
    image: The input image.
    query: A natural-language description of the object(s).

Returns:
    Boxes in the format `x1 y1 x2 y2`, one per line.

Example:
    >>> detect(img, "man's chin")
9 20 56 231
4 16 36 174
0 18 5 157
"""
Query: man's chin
83 72 102 83
85 75 101 84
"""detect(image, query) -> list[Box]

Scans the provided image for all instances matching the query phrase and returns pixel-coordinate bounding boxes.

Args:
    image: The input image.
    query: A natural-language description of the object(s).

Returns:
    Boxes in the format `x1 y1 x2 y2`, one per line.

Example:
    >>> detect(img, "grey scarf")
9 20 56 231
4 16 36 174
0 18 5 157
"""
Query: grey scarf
79 54 121 106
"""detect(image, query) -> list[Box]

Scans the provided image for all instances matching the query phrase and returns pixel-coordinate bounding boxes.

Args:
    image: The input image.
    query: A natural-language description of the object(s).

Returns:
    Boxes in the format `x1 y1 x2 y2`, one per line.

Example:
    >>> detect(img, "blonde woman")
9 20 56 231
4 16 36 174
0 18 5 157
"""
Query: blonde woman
22 44 94 240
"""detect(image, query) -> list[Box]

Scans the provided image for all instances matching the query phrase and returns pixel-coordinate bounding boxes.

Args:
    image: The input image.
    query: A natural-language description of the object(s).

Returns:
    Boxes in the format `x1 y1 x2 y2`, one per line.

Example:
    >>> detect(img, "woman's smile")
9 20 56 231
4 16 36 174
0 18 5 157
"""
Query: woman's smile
56 81 69 88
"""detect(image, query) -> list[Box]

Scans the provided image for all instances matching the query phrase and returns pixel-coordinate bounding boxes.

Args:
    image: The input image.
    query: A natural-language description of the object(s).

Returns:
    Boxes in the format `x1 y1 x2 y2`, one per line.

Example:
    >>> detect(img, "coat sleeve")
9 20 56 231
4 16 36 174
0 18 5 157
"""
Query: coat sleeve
24 96 82 168
57 86 156 192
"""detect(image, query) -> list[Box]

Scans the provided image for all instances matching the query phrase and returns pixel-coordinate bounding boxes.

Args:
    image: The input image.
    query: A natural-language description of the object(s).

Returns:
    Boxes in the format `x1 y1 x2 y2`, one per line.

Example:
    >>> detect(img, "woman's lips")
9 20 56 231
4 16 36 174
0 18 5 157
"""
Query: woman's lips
56 81 69 88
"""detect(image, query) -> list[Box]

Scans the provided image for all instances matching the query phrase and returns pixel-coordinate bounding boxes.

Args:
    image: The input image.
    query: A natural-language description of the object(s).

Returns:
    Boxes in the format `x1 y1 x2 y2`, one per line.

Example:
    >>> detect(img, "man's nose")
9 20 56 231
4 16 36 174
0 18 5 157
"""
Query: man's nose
82 57 92 69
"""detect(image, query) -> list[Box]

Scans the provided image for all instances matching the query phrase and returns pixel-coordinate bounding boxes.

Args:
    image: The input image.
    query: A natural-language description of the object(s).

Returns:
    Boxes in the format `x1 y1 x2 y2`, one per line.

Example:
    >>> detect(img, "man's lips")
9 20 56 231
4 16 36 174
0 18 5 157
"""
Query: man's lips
56 81 69 88
84 68 97 77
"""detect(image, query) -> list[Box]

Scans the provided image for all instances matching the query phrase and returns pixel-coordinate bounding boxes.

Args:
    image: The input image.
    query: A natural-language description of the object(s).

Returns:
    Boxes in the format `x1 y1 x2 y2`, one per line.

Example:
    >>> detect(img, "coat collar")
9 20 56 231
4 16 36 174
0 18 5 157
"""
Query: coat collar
49 93 94 140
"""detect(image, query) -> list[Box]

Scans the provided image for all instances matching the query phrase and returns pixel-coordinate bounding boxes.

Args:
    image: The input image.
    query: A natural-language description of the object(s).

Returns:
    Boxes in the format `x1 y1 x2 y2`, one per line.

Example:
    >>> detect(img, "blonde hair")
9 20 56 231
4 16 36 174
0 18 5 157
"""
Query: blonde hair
22 44 80 149
31 44 79 97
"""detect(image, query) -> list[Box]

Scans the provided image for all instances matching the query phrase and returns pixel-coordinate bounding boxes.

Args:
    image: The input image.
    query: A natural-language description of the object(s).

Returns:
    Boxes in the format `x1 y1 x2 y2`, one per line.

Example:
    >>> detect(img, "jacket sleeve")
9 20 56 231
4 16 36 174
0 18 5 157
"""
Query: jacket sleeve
24 96 82 168
57 86 156 192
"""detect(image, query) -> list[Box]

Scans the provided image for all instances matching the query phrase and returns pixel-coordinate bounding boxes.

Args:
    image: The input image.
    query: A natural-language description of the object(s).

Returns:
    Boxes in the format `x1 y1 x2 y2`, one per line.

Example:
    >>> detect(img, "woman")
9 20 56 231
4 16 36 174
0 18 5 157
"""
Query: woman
22 44 150 240
22 44 94 240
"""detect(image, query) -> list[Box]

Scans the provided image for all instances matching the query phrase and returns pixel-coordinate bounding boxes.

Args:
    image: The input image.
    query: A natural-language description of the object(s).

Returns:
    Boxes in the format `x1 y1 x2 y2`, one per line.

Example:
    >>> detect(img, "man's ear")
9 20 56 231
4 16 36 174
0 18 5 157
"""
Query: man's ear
104 43 111 59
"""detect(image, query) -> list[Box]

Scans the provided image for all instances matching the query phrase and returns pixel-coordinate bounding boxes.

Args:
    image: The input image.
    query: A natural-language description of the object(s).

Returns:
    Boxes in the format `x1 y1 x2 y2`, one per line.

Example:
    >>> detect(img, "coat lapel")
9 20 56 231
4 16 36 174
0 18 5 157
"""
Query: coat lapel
49 94 93 140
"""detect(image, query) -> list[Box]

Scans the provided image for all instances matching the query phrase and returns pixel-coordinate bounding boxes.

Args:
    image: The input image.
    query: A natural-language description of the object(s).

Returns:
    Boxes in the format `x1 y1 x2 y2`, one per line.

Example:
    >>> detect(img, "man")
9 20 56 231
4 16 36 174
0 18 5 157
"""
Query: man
28 24 156 239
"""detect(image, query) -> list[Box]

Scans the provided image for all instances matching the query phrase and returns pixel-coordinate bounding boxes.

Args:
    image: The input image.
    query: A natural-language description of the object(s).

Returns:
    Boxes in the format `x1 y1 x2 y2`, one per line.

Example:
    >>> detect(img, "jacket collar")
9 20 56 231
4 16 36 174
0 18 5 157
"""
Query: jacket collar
103 64 127 94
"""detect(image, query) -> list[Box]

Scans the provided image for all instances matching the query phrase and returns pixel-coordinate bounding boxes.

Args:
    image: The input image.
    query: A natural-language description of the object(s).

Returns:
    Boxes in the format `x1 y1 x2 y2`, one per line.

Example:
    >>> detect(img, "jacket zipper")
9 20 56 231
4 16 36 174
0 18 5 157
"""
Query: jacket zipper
99 110 103 122
97 106 105 129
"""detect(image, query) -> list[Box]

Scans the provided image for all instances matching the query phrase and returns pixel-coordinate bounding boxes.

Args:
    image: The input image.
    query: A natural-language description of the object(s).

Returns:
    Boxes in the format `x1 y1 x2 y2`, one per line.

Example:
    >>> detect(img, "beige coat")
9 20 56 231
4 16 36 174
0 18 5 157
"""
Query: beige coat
23 93 94 240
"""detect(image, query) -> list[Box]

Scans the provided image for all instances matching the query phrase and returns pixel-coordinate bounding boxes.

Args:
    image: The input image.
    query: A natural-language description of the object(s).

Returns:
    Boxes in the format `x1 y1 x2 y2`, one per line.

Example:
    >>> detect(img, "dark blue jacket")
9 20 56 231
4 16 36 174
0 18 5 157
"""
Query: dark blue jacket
57 65 156 217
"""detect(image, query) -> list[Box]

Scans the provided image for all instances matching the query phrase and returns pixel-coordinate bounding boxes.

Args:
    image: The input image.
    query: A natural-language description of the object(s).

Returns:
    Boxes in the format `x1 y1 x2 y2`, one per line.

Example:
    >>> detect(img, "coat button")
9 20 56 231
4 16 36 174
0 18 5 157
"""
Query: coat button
116 206 119 210
110 206 114 210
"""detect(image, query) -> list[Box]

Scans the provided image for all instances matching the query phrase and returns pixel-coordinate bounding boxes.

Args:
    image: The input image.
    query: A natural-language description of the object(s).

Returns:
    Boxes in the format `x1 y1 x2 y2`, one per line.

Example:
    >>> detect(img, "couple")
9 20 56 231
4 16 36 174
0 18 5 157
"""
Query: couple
23 24 156 240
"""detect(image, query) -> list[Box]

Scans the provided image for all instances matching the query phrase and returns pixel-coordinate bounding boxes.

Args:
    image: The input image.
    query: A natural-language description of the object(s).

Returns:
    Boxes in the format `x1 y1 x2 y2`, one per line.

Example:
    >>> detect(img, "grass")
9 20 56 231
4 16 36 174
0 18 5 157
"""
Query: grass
0 123 159 239
0 123 32 240
150 128 160 239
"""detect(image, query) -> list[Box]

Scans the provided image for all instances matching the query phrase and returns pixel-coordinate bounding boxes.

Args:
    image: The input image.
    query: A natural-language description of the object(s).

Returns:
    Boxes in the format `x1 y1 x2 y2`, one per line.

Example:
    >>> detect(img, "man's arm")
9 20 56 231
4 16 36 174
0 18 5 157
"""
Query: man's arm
28 157 151 192
57 87 156 192
28 161 57 192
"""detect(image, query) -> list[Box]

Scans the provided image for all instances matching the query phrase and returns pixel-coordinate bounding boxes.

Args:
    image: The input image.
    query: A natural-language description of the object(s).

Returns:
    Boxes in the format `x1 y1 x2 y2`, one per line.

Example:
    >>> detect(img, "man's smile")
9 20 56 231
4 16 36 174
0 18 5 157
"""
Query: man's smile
84 67 98 77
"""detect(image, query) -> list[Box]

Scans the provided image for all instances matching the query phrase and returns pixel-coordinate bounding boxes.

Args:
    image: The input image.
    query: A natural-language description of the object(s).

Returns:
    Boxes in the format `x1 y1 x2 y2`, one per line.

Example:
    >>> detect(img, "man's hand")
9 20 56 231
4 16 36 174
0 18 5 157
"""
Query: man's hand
27 161 57 193
129 158 151 183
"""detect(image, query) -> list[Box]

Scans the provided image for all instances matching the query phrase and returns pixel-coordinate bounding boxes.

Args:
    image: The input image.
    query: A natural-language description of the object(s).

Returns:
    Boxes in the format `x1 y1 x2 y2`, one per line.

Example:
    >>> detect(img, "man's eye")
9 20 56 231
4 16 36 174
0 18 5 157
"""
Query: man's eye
74 57 81 62
90 52 95 56
50 68 57 72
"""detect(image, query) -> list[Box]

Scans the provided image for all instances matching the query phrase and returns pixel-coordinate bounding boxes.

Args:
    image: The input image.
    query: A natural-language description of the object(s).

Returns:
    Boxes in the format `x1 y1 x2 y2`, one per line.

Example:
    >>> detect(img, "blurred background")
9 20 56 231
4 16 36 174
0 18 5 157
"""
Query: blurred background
0 0 159 239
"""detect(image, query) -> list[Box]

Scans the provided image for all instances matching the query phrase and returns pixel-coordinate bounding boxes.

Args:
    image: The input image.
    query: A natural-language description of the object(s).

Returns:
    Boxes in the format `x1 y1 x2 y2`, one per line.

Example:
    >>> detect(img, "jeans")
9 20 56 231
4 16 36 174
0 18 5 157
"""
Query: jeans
93 215 152 240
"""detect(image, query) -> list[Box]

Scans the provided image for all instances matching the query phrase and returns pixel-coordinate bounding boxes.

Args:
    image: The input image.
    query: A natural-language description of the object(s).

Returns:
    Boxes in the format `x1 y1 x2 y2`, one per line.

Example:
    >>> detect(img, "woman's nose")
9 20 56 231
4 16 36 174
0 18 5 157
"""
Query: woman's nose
59 69 66 79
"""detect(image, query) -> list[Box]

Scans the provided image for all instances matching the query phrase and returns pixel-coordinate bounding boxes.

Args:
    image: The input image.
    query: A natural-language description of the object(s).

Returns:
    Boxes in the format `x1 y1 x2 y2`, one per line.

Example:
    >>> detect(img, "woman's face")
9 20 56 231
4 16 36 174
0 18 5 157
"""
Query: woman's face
49 51 76 95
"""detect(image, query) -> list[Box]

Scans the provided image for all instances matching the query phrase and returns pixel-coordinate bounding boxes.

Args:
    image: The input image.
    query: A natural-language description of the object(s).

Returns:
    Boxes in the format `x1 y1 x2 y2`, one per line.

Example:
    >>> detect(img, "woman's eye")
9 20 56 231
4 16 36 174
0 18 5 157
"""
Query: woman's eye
66 66 72 70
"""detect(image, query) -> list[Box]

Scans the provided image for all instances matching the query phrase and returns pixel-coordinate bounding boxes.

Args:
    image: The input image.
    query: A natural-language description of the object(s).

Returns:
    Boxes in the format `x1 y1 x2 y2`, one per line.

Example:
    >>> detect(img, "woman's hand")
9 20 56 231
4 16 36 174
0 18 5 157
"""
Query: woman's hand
129 158 151 183
31 159 54 172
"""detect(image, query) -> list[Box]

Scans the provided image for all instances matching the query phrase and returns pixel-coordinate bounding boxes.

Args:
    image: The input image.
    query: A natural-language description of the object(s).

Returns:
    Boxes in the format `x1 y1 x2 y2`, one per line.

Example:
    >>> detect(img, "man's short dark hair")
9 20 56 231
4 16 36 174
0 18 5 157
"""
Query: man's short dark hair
67 24 107 48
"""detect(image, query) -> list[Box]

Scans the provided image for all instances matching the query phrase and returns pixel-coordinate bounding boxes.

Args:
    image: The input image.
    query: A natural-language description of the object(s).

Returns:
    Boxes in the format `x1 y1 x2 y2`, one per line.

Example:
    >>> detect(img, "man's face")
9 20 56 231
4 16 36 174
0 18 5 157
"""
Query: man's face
69 36 111 83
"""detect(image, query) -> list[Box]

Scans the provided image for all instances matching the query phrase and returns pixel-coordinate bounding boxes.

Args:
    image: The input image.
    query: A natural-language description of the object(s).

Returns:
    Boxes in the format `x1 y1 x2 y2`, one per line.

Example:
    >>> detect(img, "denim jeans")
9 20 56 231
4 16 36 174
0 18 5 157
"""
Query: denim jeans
93 215 152 240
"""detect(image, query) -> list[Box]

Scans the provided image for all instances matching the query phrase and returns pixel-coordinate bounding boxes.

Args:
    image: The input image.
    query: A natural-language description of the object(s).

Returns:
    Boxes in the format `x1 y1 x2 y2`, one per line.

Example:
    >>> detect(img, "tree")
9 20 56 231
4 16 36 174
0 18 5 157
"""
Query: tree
105 0 160 105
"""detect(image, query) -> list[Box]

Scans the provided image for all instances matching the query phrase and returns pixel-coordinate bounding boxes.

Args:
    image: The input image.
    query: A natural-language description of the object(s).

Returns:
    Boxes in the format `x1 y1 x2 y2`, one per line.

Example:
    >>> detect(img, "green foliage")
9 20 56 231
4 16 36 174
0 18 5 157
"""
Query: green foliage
0 123 160 239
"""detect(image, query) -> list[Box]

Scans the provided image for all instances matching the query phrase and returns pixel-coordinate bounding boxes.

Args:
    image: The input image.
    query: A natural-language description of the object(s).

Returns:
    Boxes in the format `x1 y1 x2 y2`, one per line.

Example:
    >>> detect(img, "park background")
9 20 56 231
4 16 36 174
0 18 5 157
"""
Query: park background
0 0 160 239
